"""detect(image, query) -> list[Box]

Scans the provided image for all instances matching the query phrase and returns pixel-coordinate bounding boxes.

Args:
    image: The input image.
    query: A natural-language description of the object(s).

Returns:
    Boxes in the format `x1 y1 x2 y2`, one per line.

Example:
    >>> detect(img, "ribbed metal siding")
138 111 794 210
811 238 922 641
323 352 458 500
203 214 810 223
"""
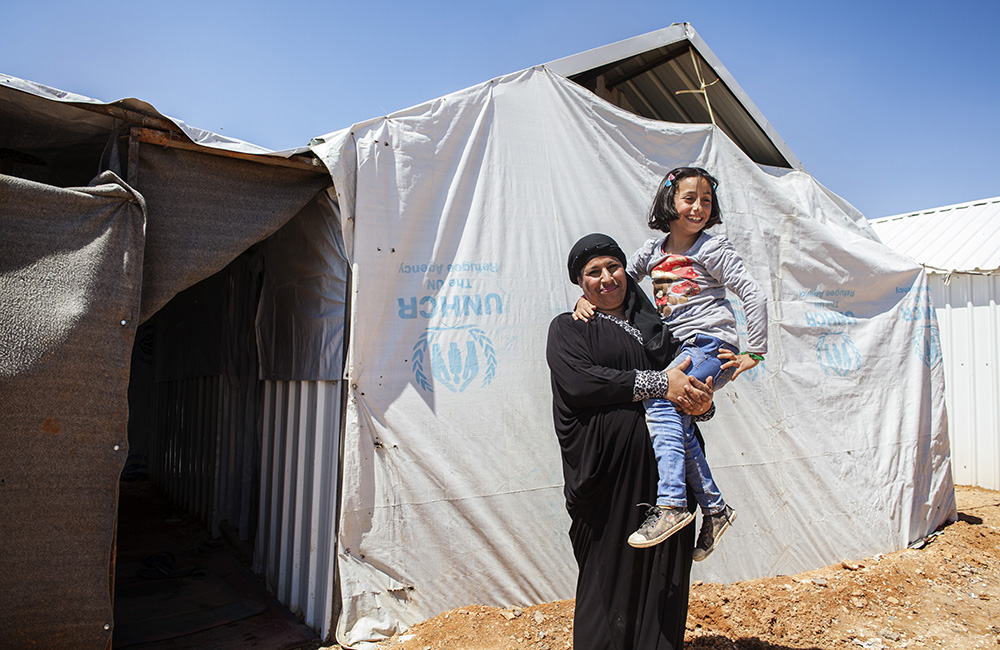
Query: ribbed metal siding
932 273 1000 489
148 377 218 525
147 373 260 541
256 379 342 641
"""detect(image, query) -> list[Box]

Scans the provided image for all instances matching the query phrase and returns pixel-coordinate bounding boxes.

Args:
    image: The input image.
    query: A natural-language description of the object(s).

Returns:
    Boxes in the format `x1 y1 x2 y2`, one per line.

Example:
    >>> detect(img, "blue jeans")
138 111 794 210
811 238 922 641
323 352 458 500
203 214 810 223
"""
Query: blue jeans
644 334 737 513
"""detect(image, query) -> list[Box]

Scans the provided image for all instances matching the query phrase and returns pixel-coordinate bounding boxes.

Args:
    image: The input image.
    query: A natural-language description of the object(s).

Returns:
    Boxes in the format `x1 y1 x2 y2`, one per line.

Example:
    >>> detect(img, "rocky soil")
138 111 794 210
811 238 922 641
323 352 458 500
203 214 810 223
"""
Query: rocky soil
365 485 1000 650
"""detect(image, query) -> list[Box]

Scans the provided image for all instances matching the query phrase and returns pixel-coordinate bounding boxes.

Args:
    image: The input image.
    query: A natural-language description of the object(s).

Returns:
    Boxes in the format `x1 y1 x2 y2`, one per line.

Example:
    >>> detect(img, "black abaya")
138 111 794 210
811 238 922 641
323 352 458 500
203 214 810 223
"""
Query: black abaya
546 312 695 650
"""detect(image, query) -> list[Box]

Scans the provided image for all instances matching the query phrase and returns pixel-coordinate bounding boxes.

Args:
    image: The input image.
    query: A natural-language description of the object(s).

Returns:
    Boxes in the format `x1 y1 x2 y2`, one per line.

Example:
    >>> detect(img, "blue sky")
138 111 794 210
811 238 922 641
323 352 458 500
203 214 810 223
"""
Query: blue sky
3 0 998 218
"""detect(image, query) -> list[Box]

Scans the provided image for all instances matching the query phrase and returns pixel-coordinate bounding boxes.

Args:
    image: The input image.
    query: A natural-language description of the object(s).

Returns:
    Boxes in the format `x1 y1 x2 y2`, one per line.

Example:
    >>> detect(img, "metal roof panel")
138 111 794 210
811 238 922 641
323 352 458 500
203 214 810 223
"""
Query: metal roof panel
869 197 1000 274
546 24 802 170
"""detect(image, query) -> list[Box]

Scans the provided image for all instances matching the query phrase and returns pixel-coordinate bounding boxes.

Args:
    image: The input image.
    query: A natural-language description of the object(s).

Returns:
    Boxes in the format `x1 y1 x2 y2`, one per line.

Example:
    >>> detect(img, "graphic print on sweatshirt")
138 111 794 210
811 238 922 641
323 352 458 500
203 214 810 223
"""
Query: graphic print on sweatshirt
650 254 701 317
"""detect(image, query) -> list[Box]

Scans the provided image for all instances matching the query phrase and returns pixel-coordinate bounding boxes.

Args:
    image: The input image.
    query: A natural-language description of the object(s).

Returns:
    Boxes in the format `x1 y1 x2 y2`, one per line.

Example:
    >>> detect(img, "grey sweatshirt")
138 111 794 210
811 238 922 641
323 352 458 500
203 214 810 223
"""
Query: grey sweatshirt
626 232 768 354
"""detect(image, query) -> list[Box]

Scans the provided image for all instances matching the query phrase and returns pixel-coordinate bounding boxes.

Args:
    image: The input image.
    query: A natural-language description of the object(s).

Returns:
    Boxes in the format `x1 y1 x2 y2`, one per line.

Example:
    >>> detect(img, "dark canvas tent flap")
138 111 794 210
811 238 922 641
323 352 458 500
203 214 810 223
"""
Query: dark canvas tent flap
134 144 331 323
0 171 146 647
255 187 349 380
1 116 335 647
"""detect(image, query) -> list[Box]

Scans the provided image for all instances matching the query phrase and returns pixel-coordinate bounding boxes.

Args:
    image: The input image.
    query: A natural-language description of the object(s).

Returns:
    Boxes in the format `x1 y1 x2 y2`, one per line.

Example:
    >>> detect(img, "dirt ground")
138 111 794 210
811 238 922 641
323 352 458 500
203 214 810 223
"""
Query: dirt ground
366 485 1000 650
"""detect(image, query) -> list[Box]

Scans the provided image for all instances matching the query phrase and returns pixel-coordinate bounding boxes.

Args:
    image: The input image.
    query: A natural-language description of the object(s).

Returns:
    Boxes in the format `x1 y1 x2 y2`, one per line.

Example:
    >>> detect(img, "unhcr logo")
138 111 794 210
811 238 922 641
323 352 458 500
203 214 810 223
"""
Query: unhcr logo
912 325 941 368
815 332 862 377
412 325 497 393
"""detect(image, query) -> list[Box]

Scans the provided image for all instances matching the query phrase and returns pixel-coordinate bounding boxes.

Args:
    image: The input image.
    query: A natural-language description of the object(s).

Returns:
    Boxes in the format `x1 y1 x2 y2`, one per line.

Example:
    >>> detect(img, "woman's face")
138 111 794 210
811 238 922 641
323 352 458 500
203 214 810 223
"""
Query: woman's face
579 255 627 314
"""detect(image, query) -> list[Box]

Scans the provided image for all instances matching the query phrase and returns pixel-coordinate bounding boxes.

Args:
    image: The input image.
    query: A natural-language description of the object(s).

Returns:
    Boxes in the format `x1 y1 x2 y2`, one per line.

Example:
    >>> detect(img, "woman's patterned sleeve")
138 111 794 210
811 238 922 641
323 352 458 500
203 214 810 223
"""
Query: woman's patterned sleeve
692 405 716 422
634 370 716 421
633 369 669 402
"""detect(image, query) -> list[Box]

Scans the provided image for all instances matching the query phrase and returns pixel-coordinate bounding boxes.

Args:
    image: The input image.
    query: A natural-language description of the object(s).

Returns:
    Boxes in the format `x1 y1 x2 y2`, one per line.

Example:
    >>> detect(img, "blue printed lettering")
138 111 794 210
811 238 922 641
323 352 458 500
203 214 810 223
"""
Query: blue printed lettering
485 293 503 315
419 296 437 318
901 305 935 322
805 310 857 328
399 263 447 275
439 296 464 318
398 297 417 319
463 295 483 316
398 293 505 319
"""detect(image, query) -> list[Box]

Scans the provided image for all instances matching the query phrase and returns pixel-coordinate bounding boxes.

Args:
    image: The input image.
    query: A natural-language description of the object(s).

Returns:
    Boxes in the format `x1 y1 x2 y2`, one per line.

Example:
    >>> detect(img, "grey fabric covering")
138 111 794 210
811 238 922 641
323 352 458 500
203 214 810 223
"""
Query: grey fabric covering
0 172 146 649
0 86 116 188
1 143 332 648
134 144 330 323
256 188 348 380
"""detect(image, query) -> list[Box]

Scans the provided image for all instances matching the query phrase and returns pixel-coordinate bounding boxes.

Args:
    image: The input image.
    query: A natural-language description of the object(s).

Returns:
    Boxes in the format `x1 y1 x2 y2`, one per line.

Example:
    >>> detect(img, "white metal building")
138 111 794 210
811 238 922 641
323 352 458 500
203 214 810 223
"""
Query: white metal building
870 197 1000 490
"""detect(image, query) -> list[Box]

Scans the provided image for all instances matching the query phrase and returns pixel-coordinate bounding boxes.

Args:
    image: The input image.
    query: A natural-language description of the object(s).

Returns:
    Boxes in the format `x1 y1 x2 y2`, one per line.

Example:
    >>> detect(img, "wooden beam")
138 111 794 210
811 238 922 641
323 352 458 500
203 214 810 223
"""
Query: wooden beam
127 129 140 186
129 127 327 173
72 102 183 134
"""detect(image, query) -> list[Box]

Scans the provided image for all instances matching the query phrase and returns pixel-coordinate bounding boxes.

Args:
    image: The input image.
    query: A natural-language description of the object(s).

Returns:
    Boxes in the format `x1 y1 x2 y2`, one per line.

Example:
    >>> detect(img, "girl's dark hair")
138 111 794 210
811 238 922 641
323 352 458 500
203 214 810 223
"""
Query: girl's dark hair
647 166 722 233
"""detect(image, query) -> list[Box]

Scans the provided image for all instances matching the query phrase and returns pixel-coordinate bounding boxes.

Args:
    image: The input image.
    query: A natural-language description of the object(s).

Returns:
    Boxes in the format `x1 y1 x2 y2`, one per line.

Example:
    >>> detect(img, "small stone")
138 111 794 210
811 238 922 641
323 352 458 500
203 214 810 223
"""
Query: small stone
880 629 901 641
535 612 545 624
812 577 829 587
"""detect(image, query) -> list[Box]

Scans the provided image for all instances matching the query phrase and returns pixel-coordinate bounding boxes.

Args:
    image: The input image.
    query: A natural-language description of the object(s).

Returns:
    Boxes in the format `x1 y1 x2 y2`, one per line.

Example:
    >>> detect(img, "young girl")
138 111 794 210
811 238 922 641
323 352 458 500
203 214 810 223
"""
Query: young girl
574 167 767 561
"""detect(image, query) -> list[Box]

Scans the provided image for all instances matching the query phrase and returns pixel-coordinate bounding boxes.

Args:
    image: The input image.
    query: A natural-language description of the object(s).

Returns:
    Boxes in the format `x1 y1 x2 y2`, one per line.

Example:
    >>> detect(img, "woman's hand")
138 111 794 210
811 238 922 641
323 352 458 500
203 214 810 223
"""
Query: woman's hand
572 296 596 322
665 357 714 415
719 348 760 381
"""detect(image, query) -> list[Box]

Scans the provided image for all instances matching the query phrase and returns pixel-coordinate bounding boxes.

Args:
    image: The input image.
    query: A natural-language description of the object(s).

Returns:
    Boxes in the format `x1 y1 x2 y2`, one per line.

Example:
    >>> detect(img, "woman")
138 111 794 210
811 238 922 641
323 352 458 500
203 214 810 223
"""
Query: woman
546 233 714 650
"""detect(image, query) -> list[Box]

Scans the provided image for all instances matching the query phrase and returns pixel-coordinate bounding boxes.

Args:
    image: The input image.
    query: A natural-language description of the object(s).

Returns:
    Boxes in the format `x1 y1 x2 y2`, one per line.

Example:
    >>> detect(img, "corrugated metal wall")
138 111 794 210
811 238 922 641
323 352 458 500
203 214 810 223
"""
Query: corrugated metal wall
146 377 343 640
143 244 345 641
256 379 342 641
148 374 260 540
932 273 1000 489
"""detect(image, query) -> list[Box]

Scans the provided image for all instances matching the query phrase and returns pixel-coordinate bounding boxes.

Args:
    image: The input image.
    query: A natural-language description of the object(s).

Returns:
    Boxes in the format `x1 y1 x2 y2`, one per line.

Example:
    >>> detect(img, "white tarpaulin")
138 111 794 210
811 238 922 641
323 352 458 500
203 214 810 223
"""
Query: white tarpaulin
312 66 955 647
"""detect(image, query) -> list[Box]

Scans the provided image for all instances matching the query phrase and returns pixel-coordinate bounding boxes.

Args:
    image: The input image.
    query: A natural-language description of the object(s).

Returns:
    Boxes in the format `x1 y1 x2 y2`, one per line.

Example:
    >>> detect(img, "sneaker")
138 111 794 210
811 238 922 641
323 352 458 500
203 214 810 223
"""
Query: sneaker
692 505 738 561
627 504 695 548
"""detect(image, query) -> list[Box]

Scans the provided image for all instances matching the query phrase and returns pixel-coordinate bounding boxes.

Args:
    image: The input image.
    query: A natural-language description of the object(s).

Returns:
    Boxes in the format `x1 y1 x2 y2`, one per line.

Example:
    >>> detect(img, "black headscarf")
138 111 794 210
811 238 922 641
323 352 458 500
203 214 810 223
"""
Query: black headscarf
567 233 628 285
566 233 675 368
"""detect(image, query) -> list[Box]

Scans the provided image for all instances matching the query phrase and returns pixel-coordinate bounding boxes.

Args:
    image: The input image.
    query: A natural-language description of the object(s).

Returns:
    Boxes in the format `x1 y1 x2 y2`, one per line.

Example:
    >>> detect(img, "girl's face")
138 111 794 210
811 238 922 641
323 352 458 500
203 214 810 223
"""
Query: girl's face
671 175 714 239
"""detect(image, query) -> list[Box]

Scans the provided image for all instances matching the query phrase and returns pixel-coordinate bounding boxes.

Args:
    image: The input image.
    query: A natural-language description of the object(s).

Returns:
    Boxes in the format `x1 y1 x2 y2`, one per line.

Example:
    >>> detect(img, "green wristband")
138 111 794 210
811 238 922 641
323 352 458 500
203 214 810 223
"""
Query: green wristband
741 351 764 361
